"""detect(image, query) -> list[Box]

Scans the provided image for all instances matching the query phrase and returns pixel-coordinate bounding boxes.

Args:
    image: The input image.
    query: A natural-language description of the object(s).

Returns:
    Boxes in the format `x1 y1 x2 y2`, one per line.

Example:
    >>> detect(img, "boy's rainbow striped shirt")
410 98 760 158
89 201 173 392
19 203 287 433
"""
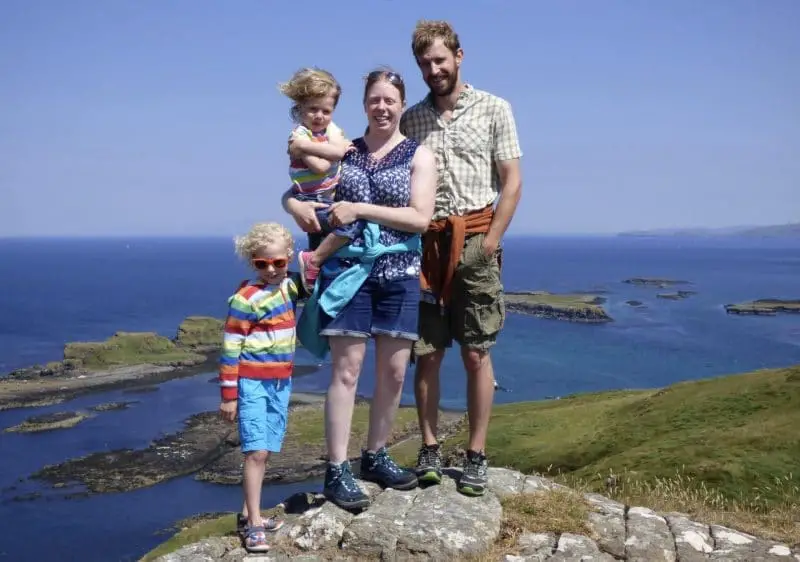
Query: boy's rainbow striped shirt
218 274 304 401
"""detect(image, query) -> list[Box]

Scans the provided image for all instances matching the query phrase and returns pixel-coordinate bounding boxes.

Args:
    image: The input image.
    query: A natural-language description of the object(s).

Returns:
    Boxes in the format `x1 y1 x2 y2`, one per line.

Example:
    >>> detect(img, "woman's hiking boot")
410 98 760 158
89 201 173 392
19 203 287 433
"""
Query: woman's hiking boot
360 447 418 490
323 461 369 511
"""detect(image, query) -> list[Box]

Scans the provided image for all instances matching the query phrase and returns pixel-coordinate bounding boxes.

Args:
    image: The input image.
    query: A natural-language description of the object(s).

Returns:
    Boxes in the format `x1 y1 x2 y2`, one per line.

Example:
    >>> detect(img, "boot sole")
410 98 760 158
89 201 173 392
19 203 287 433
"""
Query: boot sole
361 473 419 491
457 484 486 497
323 491 370 511
416 470 442 484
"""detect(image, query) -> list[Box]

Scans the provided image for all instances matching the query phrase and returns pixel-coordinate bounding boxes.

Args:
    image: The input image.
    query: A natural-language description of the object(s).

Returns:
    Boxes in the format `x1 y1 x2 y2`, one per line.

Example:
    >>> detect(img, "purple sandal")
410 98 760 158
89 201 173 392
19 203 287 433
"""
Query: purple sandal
244 525 269 553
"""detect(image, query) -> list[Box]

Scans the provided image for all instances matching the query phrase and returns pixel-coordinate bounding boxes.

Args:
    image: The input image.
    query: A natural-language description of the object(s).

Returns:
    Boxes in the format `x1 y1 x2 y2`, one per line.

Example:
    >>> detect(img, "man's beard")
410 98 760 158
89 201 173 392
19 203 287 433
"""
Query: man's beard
427 72 457 97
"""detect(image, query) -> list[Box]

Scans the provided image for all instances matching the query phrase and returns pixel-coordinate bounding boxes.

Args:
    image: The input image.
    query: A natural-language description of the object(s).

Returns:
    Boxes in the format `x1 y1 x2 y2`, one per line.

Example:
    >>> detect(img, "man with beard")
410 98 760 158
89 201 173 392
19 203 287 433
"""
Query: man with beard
400 20 523 497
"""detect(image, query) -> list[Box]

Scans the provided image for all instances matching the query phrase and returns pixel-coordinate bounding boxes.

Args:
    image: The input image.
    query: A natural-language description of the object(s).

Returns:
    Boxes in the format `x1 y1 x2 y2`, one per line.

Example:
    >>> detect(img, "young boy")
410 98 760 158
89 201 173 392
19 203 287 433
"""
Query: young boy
218 222 306 553
279 67 360 292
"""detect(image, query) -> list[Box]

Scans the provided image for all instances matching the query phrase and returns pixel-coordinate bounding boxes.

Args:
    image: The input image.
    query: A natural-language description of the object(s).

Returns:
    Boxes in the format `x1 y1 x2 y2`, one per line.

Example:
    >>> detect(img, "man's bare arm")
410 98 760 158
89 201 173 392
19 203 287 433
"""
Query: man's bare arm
484 158 522 251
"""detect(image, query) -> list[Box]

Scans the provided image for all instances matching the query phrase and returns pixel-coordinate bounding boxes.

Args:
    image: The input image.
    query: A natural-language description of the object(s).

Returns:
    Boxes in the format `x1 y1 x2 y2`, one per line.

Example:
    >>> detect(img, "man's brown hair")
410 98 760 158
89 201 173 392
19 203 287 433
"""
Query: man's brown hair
411 19 461 58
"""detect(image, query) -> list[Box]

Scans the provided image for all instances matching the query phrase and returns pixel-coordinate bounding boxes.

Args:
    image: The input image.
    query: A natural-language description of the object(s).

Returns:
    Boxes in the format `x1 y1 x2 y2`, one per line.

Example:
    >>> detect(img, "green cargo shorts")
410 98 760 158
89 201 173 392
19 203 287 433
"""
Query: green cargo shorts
414 232 505 356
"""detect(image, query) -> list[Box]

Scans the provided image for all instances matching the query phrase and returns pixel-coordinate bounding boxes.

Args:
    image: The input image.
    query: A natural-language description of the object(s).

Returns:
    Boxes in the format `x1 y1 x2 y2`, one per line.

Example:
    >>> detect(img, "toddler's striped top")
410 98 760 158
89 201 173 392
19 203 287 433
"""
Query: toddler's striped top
289 122 343 197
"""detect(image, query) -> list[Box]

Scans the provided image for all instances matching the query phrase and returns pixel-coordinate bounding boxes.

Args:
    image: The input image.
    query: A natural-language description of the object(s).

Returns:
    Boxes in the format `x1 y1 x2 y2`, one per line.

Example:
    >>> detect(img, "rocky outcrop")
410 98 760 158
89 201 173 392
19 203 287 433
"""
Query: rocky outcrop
3 411 93 433
150 468 799 561
725 299 800 316
175 316 225 351
505 292 612 323
623 278 690 288
657 290 697 300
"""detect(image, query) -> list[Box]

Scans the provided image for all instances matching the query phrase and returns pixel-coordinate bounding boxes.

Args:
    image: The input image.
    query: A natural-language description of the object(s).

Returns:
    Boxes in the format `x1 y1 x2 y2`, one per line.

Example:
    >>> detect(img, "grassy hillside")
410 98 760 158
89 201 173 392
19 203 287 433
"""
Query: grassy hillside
437 365 800 506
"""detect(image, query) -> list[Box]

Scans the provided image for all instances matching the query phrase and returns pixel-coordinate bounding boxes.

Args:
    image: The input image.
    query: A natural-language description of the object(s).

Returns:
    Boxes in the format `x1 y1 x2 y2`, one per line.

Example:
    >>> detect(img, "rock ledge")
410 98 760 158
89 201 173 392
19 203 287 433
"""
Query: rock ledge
153 468 799 561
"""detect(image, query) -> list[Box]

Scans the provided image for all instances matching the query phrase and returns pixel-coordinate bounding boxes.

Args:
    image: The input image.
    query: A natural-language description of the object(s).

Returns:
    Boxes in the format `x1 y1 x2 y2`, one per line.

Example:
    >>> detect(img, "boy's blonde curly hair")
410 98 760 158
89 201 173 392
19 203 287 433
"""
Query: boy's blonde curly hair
233 222 295 261
279 67 341 122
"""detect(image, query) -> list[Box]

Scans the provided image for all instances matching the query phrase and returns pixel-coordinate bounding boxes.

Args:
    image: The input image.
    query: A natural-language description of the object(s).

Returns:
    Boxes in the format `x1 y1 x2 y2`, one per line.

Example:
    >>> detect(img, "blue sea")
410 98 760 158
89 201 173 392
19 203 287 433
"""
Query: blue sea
0 236 798 561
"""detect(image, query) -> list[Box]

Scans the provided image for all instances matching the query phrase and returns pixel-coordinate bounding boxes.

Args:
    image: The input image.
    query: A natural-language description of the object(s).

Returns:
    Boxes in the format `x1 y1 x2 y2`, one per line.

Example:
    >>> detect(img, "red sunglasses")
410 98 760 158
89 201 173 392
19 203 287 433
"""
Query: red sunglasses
252 257 288 270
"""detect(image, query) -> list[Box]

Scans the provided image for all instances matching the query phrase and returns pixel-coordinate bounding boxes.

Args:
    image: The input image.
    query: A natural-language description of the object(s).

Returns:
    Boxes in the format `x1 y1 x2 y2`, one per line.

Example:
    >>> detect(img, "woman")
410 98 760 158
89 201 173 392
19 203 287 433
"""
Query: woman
284 69 436 510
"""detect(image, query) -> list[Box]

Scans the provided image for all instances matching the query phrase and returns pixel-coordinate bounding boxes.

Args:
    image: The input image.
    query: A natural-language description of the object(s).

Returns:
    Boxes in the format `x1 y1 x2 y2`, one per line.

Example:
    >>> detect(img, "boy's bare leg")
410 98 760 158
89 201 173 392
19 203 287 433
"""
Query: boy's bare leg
243 450 269 527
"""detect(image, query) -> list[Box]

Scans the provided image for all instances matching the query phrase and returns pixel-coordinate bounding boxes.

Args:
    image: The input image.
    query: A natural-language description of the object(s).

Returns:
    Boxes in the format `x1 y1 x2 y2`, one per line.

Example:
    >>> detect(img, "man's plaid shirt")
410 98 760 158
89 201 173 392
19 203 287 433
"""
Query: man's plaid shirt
400 85 522 220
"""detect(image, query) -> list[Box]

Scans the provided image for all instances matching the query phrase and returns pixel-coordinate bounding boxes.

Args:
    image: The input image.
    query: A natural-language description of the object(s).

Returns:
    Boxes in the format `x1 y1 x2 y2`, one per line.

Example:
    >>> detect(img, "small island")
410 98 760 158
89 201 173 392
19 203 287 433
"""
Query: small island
724 299 800 316
0 316 225 410
4 411 93 433
623 278 690 288
657 290 697 301
505 292 612 323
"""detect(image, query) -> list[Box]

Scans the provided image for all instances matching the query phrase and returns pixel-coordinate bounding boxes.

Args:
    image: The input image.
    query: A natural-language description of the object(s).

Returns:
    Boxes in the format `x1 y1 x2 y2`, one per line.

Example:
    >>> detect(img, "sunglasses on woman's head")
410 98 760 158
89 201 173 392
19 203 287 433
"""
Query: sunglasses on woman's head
252 257 288 270
368 70 403 85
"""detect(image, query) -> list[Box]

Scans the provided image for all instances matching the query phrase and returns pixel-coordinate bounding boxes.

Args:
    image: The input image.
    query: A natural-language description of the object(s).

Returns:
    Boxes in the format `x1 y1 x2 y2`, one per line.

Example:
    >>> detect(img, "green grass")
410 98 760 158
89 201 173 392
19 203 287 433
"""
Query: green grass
64 332 204 370
140 513 240 561
144 365 800 559
431 365 800 508
504 291 607 315
174 316 224 348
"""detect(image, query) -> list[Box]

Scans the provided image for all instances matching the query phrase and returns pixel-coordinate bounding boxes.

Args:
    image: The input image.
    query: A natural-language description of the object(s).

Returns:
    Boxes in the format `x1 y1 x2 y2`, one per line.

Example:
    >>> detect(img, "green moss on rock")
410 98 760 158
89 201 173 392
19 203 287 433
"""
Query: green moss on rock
175 316 224 349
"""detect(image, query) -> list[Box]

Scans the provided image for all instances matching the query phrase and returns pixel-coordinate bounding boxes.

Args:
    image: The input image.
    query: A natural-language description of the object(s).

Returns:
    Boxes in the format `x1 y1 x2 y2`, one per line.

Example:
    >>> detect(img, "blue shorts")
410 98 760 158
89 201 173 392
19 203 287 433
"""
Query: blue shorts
237 378 292 453
319 277 420 341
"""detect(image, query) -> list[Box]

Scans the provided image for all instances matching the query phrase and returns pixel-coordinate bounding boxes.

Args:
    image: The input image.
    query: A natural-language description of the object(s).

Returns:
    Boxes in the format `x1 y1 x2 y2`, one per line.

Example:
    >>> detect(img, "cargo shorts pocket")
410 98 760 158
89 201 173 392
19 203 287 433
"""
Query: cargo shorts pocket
461 295 505 347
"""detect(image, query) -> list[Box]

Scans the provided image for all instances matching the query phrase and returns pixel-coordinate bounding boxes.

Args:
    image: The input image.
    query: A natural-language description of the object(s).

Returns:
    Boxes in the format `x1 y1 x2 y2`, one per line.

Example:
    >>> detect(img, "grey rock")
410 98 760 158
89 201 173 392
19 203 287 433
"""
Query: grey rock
710 525 796 561
340 486 420 559
585 498 626 558
549 533 615 561
394 475 502 560
665 514 712 561
151 469 796 562
156 537 238 561
625 506 676 561
487 466 526 498
513 532 557 560
521 474 567 494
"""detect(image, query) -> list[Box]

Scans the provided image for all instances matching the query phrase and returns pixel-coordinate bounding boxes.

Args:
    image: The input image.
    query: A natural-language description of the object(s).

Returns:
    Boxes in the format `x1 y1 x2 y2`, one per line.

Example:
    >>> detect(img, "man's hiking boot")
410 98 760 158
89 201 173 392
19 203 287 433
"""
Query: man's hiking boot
415 444 443 484
323 461 369 511
360 447 418 490
458 449 488 496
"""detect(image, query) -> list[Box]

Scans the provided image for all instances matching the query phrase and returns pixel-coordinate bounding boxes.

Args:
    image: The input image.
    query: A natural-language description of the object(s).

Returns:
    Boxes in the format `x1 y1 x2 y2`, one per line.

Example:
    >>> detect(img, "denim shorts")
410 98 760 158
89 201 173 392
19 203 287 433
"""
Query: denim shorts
237 377 292 453
319 276 420 341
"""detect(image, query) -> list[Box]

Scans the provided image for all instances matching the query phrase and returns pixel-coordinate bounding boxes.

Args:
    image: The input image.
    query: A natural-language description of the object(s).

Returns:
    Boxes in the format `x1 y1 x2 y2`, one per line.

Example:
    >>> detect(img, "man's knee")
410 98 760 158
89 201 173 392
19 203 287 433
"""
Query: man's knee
415 349 445 378
461 346 491 374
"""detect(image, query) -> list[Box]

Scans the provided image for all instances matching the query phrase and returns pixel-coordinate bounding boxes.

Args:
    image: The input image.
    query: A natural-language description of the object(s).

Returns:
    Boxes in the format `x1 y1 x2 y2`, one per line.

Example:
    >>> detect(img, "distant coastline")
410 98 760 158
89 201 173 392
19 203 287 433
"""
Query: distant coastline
617 222 800 238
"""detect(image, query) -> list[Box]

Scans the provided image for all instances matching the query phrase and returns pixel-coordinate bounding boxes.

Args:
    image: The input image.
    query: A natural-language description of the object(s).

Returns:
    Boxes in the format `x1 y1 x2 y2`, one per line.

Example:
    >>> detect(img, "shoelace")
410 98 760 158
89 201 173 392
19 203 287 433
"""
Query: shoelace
464 455 487 478
332 463 361 494
417 447 440 468
375 449 404 476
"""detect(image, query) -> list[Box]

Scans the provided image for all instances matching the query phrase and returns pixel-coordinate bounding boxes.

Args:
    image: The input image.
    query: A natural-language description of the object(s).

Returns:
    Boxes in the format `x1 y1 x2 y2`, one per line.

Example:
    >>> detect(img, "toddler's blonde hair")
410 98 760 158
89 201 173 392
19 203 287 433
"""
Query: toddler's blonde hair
279 67 341 122
233 222 295 261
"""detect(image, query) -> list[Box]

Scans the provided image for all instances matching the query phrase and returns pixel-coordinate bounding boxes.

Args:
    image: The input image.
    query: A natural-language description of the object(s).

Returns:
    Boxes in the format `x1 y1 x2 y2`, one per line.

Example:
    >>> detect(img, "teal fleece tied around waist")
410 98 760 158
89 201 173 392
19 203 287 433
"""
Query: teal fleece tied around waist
296 222 421 359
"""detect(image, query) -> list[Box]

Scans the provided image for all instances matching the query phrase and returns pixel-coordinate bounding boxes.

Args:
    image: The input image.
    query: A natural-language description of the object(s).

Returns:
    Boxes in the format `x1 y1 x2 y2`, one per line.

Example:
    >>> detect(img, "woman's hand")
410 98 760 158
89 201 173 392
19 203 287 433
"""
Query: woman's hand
328 201 360 227
286 198 327 233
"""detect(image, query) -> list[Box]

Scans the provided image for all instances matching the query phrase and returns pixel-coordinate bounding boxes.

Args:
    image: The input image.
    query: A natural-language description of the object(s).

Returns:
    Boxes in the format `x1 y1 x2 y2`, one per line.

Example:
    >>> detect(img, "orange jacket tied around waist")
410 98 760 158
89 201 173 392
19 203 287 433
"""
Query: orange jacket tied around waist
421 205 495 307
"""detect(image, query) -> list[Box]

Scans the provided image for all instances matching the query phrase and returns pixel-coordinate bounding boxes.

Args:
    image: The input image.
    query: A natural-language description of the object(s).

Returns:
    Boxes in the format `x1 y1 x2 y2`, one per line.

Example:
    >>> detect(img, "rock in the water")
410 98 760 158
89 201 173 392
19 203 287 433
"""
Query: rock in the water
4 411 93 433
90 401 137 412
32 412 233 493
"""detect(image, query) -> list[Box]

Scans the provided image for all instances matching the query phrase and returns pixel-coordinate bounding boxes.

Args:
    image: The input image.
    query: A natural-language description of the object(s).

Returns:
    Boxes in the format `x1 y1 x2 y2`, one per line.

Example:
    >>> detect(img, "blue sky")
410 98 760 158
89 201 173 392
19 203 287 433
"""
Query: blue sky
1 0 798 237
